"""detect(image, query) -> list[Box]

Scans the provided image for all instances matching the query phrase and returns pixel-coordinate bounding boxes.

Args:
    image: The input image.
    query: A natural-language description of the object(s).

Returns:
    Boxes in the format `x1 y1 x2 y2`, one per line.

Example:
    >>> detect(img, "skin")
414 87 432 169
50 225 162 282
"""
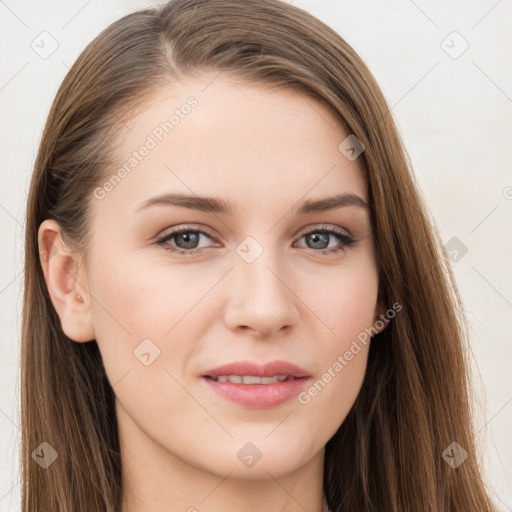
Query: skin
38 74 385 512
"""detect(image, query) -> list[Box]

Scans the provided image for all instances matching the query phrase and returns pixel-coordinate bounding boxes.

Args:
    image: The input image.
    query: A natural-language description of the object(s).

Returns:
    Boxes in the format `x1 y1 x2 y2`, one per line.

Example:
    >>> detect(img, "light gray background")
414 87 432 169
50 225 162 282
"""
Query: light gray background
1 1 511 510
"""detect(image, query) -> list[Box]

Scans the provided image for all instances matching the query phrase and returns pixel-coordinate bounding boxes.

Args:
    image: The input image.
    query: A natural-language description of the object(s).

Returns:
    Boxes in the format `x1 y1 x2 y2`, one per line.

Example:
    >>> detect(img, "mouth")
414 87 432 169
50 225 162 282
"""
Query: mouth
201 360 310 409
206 374 292 384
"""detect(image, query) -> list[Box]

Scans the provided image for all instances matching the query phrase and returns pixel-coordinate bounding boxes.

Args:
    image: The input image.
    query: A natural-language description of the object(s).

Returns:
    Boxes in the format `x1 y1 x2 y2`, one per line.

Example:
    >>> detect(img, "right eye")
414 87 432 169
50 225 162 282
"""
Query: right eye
155 227 218 255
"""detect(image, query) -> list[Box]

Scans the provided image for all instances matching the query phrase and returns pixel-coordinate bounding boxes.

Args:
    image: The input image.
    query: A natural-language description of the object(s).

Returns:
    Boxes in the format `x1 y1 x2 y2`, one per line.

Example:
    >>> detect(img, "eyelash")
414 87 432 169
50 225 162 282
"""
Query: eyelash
155 224 355 256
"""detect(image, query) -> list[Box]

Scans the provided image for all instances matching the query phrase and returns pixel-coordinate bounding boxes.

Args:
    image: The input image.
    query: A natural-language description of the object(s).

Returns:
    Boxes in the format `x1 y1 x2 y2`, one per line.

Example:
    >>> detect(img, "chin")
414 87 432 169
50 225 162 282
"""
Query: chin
195 435 320 480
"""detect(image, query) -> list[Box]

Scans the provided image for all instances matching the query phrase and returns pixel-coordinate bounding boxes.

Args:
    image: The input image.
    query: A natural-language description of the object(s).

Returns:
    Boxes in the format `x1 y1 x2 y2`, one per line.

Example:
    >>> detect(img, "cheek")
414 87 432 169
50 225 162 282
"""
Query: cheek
296 341 369 447
91 247 218 334
87 250 208 383
305 256 379 343
87 252 204 429
295 259 378 422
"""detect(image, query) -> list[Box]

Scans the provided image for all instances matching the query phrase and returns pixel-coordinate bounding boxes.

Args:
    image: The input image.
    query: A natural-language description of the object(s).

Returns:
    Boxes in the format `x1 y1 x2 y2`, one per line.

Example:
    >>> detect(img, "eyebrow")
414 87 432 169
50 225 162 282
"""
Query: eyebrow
133 192 371 215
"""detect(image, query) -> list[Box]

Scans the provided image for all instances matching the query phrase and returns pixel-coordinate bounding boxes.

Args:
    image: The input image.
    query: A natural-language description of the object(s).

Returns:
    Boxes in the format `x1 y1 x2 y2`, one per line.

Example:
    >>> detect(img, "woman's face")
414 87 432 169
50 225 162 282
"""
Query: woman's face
62 75 382 480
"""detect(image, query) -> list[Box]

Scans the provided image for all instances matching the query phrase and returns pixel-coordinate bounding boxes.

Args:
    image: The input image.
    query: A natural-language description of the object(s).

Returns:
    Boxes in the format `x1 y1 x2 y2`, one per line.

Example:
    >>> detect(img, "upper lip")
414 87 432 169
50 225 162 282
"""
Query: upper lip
202 360 310 379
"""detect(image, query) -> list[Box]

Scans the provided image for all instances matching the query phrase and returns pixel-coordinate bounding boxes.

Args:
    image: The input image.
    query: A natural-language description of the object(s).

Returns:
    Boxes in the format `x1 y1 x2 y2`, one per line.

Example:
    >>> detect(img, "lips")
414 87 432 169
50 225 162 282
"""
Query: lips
203 360 310 379
201 360 310 408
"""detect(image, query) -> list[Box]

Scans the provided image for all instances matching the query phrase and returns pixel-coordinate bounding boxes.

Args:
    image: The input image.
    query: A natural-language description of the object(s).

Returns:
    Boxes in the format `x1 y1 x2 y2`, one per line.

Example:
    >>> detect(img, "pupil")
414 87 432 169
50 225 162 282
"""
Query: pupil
308 232 328 249
177 232 199 249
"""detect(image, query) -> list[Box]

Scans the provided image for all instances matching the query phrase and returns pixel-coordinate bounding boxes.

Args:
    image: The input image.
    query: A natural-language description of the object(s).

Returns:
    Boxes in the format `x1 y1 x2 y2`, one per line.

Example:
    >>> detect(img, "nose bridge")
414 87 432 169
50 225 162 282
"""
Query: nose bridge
224 232 299 335
234 232 286 297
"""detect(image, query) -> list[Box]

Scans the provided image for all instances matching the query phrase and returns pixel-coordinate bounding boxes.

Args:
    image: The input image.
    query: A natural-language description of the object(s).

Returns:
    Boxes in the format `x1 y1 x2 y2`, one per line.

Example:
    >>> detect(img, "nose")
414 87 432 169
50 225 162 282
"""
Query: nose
223 242 300 338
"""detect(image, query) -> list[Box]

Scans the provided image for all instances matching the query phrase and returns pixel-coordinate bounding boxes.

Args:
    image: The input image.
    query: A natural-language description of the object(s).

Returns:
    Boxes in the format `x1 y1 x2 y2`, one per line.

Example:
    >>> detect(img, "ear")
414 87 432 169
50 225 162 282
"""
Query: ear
38 219 96 343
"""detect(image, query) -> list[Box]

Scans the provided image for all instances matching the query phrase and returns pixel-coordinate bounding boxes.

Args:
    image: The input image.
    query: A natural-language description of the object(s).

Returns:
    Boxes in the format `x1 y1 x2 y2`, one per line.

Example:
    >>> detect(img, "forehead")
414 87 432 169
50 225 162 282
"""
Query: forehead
96 74 367 219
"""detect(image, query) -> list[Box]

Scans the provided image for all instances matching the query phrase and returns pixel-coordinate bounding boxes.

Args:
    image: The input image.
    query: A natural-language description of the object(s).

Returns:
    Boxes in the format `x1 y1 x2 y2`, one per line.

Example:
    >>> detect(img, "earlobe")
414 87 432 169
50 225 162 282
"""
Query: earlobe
38 219 96 343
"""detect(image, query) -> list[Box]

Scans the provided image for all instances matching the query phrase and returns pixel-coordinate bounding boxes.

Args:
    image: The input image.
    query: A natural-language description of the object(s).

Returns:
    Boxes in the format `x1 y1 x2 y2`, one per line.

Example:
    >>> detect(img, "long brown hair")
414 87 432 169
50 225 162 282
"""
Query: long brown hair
21 0 497 510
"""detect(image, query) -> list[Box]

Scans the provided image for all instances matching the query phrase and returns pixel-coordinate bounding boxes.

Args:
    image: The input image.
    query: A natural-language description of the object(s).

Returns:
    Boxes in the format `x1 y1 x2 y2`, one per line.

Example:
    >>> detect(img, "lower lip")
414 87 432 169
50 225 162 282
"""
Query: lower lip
202 377 309 408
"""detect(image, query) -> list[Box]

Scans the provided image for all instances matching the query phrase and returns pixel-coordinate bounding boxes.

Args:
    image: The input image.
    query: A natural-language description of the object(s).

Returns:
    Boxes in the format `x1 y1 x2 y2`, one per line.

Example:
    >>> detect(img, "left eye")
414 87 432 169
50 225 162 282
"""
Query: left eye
156 226 355 255
295 228 354 253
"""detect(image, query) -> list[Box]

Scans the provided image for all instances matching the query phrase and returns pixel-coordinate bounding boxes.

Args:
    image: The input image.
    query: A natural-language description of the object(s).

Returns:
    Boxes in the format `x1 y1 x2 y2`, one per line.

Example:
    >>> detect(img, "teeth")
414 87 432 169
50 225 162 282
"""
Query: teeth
243 375 262 384
214 375 289 384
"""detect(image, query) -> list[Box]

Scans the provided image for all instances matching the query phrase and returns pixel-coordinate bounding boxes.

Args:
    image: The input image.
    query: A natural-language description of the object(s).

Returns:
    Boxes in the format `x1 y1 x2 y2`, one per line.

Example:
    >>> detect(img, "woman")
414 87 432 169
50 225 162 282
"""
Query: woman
21 0 498 510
